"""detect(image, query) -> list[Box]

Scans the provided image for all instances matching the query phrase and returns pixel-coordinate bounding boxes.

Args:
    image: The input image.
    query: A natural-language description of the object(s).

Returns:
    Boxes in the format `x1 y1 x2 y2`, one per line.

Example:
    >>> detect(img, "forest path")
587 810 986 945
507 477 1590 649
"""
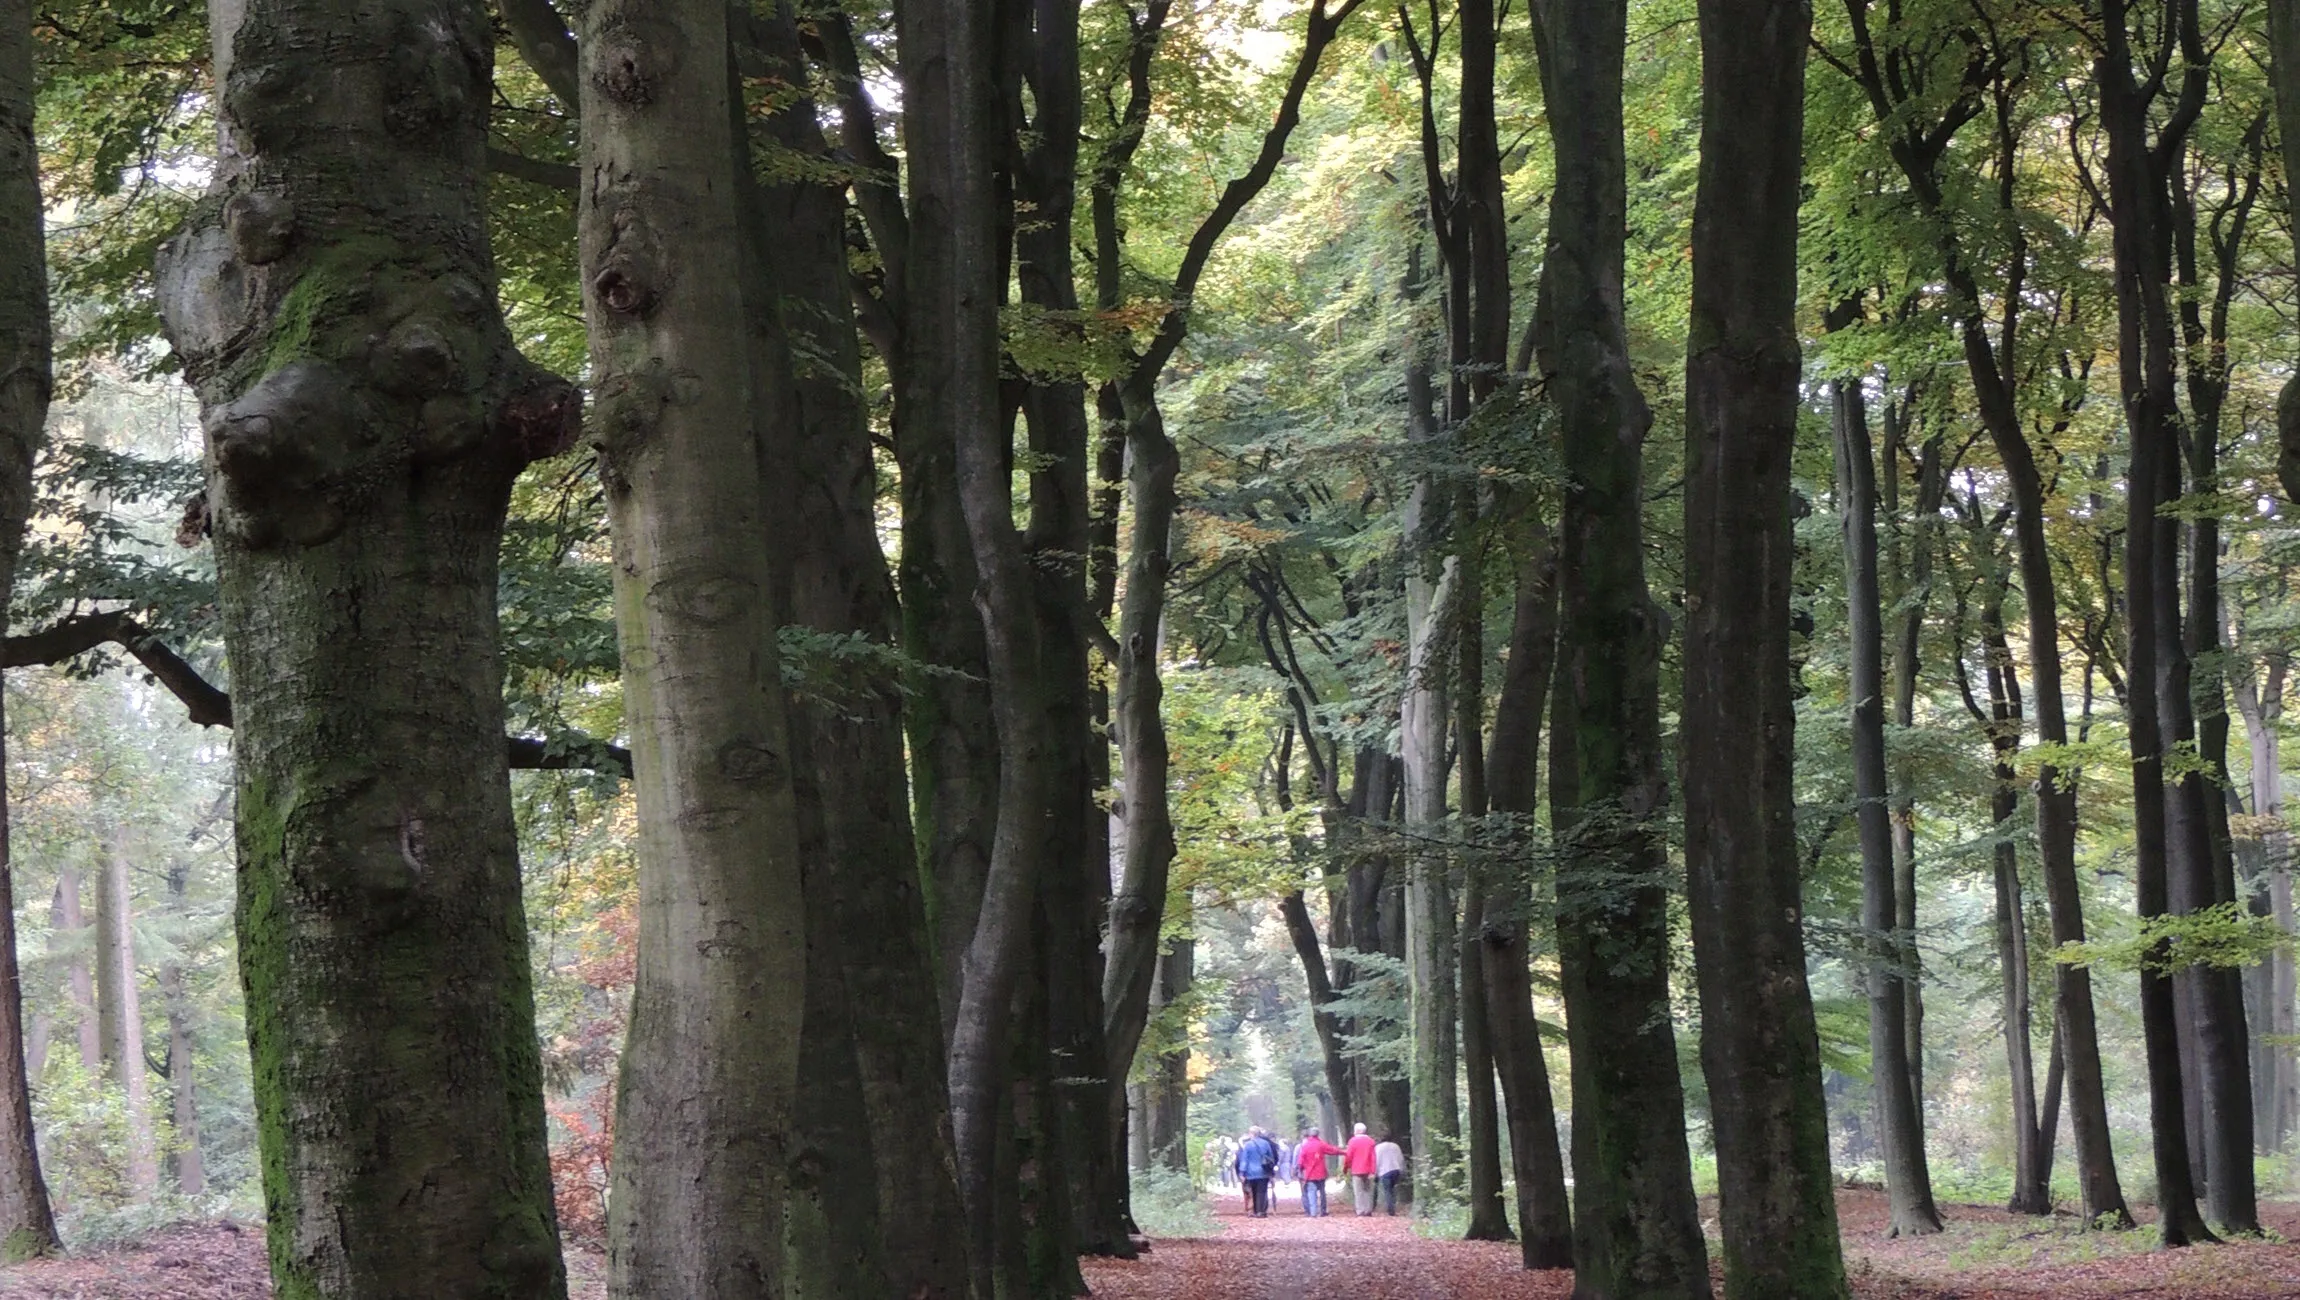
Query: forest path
1081 1186 2300 1300
1081 1190 1571 1299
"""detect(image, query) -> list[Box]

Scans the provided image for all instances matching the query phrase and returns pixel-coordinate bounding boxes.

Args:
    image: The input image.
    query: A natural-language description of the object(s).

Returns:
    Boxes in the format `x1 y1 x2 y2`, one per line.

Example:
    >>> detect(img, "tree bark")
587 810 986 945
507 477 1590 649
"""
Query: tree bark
153 0 577 1291
1532 0 1711 1291
2268 0 2300 500
579 4 808 1293
1458 586 1510 1243
1829 377 1939 1238
1682 6 1850 1290
0 0 56 1249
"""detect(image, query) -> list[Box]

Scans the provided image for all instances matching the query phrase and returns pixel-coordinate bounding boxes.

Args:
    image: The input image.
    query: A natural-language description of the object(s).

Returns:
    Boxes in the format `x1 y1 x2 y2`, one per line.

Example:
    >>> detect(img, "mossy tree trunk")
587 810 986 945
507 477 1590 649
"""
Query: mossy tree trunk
576 2 809 1293
1682 4 1849 1294
1530 0 1711 1291
154 0 578 1292
0 0 58 1248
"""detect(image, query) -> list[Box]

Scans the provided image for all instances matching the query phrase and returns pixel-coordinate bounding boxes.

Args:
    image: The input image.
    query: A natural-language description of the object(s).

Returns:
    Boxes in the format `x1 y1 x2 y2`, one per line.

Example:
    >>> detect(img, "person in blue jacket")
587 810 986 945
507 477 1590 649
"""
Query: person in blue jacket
1232 1126 1280 1217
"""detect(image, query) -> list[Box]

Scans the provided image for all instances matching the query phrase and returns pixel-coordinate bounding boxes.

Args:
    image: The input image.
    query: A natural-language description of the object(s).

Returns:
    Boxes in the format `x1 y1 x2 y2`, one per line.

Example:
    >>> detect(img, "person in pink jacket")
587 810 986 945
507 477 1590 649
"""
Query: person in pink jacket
1342 1122 1379 1215
1293 1127 1345 1217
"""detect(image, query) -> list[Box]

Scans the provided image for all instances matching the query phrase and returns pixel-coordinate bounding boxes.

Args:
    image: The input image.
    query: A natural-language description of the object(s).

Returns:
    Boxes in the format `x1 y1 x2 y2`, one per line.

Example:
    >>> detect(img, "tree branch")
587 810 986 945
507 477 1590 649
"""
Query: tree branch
3 612 633 777
487 146 578 192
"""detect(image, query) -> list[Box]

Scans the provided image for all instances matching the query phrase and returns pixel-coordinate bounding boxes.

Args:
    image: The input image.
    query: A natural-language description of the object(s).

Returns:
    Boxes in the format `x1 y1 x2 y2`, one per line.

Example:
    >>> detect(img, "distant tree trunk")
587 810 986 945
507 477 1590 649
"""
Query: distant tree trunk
1967 586 2053 1215
1457 590 1510 1242
95 833 157 1200
1829 376 1939 1238
581 2 809 1292
1532 0 1711 1289
1879 400 1938 1119
1145 940 1192 1172
2235 658 2296 1151
1482 540 1573 1269
155 1 574 1290
0 1 55 1249
56 872 97 1070
158 860 203 1199
1401 345 1461 1212
1682 6 1848 1291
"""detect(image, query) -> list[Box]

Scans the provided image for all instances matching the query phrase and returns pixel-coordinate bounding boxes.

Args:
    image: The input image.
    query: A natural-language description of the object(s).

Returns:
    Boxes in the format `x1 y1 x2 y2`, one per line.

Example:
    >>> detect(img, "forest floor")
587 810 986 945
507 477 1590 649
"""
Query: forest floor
0 1189 2293 1297
1078 1184 2300 1299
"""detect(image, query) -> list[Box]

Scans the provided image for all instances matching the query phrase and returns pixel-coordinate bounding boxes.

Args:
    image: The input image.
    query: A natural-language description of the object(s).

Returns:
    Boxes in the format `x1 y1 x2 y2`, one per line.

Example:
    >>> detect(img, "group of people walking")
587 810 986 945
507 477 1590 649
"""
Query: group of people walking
1220 1122 1406 1217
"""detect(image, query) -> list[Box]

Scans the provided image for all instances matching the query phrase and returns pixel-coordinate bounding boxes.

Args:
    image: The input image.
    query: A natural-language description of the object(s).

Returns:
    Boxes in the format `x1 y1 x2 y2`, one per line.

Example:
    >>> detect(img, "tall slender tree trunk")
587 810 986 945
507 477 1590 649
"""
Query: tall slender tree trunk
0 3 54 1239
1972 589 2054 1215
2268 0 2300 500
1830 378 1940 1237
2102 0 2218 1242
580 3 808 1291
1483 539 1574 1269
96 831 158 1198
1401 355 1461 1210
1145 940 1193 1171
2235 658 2296 1150
1458 587 1510 1242
161 865 202 1199
1532 0 1710 1292
154 0 576 1290
1682 7 1848 1291
54 872 97 1071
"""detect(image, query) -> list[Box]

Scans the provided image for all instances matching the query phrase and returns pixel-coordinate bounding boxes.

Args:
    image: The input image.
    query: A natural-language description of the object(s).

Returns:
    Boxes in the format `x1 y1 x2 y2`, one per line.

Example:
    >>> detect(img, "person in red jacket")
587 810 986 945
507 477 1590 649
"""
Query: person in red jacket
1342 1122 1379 1215
1293 1127 1344 1217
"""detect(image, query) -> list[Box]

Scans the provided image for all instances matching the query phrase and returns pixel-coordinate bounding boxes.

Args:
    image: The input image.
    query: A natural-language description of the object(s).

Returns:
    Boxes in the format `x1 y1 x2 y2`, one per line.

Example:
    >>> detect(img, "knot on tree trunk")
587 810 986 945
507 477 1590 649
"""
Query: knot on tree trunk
493 370 584 465
590 19 687 107
208 359 356 548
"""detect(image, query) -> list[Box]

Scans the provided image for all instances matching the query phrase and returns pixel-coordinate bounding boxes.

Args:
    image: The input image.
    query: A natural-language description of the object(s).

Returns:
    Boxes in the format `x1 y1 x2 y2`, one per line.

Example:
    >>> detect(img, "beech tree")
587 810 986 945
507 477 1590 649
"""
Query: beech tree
153 0 576 1293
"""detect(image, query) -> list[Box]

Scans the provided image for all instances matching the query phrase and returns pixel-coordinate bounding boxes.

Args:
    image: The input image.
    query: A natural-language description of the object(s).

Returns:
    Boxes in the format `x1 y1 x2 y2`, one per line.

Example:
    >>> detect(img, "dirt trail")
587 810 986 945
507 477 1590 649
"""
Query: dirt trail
1082 1186 2300 1300
1082 1193 1571 1300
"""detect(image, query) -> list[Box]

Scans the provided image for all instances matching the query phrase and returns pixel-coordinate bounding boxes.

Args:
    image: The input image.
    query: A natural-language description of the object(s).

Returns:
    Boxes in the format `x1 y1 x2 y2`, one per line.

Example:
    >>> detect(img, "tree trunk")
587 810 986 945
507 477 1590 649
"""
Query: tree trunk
1830 378 1940 1238
153 0 576 1290
1532 0 1711 1291
740 12 973 1292
898 0 1057 1290
2268 0 2300 500
2101 0 2216 1245
1401 357 1461 1211
1972 590 2053 1215
0 3 55 1248
1682 9 1849 1291
1145 940 1193 1172
95 828 158 1199
161 864 202 1200
580 4 808 1292
2235 658 2295 1151
55 871 98 1071
1458 587 1510 1242
1484 541 1574 1270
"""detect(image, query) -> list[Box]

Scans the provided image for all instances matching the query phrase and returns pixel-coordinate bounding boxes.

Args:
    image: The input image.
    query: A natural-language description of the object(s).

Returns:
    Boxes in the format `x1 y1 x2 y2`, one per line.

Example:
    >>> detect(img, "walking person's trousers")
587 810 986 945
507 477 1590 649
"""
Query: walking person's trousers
1351 1174 1374 1215
1245 1177 1270 1216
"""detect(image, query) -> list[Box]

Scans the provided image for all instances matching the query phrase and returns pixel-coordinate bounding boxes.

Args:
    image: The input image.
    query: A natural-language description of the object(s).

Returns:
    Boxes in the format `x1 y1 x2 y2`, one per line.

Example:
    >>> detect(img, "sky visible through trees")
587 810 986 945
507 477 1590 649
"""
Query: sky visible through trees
0 1 2295 1299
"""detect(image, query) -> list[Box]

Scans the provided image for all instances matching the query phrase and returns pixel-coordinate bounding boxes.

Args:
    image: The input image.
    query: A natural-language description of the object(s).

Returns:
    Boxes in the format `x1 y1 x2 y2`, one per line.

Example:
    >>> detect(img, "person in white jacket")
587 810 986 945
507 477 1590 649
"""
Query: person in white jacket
1372 1135 1406 1215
